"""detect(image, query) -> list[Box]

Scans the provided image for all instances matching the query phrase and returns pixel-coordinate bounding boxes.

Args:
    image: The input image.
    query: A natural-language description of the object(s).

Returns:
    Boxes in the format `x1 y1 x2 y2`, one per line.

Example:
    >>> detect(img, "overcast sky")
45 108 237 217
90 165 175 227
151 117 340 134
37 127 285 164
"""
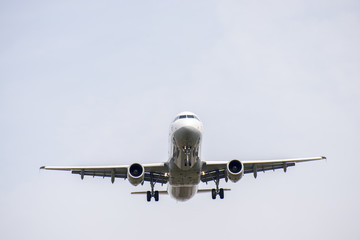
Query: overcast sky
1 1 359 239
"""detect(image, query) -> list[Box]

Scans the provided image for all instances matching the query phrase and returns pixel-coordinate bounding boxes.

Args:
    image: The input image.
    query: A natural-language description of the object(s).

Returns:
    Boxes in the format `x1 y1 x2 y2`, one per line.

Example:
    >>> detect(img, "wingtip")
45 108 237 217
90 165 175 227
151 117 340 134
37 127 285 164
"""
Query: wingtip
321 156 327 160
40 166 45 170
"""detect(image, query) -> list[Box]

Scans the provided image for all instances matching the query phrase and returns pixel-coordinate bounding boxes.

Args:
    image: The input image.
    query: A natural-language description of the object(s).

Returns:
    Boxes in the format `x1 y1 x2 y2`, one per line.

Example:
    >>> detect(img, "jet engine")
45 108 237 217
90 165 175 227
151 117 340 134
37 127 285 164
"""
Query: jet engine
127 163 145 186
226 159 244 183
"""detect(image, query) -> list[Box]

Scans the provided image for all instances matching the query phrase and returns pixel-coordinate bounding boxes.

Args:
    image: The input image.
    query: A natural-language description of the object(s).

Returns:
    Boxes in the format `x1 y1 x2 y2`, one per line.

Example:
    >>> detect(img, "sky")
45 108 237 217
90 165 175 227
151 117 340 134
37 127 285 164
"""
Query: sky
1 0 359 239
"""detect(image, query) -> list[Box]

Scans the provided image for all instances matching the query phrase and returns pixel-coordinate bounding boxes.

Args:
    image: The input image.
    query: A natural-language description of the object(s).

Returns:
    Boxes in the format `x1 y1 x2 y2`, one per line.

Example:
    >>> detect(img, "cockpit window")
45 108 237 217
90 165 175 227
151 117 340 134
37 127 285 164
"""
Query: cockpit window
189 115 200 120
173 114 200 122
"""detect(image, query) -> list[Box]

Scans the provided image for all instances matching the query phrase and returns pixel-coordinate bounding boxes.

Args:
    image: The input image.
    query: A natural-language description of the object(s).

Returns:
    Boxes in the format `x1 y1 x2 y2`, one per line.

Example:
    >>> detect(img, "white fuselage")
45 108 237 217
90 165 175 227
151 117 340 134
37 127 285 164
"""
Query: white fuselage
167 114 203 201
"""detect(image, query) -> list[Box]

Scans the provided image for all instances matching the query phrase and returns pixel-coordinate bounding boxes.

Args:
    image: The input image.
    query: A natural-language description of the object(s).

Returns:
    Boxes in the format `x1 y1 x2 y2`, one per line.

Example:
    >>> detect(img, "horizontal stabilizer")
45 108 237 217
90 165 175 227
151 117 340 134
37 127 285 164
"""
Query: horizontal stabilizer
131 190 168 195
197 188 231 193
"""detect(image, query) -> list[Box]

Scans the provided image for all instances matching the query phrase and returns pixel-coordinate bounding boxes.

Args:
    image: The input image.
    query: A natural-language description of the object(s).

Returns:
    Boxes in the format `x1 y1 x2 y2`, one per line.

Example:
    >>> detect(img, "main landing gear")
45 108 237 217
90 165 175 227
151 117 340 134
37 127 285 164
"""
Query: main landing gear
146 190 159 202
211 171 225 200
147 174 159 202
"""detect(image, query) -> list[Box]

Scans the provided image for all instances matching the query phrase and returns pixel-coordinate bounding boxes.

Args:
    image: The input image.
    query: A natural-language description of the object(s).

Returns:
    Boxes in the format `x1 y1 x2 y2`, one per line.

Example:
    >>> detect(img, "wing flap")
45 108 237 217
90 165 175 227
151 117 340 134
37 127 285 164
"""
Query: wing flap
244 162 296 174
242 156 326 165
40 165 128 170
71 169 127 179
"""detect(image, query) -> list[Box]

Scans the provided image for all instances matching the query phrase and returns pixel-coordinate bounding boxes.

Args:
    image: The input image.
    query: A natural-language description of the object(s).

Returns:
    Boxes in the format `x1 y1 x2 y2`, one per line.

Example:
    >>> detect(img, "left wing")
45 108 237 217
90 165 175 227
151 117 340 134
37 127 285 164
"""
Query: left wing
40 163 169 184
200 156 325 183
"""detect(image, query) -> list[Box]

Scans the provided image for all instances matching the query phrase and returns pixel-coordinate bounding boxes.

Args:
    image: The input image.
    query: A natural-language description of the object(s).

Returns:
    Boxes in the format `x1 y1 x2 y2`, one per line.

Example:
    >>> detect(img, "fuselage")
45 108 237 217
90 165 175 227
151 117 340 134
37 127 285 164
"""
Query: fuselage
167 112 203 201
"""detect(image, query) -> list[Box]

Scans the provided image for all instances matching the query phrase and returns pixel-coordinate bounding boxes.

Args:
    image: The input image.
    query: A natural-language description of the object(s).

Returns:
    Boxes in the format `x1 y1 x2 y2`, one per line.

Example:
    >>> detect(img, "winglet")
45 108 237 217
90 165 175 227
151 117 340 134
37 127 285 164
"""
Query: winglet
40 166 45 170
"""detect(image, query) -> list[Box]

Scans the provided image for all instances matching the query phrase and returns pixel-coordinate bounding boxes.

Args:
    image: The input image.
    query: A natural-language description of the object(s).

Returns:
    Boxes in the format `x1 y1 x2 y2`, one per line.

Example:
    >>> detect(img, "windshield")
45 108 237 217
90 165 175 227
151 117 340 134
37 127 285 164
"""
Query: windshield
173 115 200 122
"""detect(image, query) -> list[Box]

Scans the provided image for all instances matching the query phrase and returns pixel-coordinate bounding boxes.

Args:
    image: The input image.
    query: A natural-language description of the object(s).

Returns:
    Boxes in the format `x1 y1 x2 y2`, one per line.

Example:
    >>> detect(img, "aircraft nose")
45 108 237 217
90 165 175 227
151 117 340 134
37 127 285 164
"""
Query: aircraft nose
174 126 201 146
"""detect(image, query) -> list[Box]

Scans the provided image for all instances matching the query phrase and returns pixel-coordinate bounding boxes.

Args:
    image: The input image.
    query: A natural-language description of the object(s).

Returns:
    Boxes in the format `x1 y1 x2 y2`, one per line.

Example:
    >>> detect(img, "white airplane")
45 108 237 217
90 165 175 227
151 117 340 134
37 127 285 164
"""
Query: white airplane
41 111 325 202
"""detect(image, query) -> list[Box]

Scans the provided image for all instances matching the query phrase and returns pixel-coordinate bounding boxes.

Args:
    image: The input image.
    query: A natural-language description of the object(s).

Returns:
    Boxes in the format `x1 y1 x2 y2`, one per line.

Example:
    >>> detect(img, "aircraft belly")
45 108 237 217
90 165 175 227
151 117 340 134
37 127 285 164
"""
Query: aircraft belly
168 185 198 201
169 172 200 185
168 165 200 201
168 158 201 185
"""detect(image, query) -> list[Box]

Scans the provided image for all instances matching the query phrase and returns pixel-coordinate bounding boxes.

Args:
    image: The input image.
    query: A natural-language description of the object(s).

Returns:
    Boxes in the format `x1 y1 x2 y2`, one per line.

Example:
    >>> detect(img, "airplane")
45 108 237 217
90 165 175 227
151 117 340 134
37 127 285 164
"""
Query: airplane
40 111 326 202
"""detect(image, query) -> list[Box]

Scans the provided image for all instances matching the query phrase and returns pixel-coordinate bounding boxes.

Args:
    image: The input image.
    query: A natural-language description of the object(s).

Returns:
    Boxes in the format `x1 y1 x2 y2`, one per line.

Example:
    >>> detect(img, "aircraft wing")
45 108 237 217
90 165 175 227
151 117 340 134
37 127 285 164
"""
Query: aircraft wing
200 156 326 182
40 163 169 184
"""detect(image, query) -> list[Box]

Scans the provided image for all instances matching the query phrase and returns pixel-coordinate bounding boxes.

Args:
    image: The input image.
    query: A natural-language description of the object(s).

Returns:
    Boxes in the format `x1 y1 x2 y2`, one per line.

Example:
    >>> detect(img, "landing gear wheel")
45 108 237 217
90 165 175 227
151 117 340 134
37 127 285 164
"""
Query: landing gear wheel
219 188 224 199
154 191 159 201
211 189 216 199
146 191 151 202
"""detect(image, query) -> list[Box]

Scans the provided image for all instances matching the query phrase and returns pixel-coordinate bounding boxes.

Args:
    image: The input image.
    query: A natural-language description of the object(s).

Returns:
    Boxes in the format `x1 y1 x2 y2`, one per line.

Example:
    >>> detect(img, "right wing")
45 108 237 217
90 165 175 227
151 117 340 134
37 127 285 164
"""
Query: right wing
241 156 326 178
200 156 325 182
40 163 169 184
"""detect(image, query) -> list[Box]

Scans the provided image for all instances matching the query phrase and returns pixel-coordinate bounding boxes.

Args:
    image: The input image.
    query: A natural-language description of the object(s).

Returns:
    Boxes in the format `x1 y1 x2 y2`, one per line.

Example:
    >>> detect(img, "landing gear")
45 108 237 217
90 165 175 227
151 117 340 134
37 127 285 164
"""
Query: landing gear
212 189 216 199
154 191 159 201
211 187 225 200
219 188 224 199
211 170 225 200
147 191 151 202
146 173 159 202
146 190 159 202
183 146 192 167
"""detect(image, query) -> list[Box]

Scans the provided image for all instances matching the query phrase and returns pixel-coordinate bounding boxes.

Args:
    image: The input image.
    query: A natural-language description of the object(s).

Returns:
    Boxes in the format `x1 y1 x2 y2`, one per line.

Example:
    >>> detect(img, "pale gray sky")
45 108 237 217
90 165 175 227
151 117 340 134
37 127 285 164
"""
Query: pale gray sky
1 1 359 239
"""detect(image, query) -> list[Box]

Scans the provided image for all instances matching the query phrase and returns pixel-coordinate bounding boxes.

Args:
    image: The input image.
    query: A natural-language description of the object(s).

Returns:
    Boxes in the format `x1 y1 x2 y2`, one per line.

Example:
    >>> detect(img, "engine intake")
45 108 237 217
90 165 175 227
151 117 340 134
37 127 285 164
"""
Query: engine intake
127 163 145 186
227 159 244 183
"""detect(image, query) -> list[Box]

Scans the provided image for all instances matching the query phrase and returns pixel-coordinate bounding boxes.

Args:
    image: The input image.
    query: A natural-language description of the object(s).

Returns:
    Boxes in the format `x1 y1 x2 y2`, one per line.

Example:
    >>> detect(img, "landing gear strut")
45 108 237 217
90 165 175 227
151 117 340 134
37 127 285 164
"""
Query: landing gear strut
147 173 159 202
183 146 192 167
211 170 224 200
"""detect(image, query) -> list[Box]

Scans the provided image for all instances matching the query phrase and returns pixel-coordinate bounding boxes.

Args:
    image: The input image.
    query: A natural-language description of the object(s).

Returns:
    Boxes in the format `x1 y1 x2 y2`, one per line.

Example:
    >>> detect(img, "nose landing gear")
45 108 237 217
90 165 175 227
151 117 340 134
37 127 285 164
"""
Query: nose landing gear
183 146 192 167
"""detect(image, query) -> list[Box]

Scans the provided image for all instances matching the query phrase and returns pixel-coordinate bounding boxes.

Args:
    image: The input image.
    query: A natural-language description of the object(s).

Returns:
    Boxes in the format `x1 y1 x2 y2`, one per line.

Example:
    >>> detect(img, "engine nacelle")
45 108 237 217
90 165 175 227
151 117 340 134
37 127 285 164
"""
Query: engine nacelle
226 159 244 183
127 163 145 186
